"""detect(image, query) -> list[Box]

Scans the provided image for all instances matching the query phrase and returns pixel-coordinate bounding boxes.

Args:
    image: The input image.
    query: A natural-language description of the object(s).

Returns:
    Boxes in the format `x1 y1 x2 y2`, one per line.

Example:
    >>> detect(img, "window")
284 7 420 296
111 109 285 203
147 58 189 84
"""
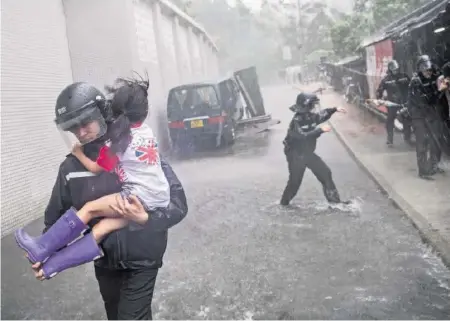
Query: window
170 89 188 107
170 86 219 110
198 86 218 104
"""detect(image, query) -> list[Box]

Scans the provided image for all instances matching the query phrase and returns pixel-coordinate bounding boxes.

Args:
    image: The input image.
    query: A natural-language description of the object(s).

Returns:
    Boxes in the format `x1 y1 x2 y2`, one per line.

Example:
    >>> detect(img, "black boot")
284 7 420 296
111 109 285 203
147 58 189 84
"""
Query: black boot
429 167 444 175
435 167 445 174
324 188 345 204
419 171 434 180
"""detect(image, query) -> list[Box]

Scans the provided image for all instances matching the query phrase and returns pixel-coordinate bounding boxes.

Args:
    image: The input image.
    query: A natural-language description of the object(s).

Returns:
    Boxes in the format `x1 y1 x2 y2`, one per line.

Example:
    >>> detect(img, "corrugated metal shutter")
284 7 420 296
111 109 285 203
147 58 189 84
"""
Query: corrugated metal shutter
1 0 73 236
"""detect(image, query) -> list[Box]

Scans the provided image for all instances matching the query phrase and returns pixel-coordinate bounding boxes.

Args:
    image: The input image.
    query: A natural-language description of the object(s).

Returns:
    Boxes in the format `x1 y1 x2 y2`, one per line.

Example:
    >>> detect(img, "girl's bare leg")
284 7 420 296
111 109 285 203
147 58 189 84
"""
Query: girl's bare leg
76 193 123 224
91 218 129 243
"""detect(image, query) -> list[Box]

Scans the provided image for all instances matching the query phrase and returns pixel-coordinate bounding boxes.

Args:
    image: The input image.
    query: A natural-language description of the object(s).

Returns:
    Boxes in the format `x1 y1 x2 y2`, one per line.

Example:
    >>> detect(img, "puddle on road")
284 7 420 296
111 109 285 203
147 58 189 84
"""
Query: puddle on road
315 197 363 214
421 248 450 293
261 197 363 217
268 222 314 229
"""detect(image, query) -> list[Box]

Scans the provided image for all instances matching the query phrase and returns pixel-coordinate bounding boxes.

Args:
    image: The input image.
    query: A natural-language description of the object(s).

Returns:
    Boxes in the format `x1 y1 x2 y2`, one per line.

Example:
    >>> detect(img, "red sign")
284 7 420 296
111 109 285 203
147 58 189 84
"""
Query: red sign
365 39 394 114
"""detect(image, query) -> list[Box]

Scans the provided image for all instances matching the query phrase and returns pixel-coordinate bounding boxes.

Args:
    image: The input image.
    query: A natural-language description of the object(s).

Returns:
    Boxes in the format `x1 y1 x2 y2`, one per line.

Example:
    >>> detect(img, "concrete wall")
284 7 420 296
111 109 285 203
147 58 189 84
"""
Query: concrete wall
0 0 220 237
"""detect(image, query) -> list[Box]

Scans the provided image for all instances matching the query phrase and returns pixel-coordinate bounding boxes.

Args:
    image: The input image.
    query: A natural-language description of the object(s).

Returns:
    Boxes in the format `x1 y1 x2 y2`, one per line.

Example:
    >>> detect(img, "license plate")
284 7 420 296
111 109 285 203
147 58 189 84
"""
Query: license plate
190 119 204 128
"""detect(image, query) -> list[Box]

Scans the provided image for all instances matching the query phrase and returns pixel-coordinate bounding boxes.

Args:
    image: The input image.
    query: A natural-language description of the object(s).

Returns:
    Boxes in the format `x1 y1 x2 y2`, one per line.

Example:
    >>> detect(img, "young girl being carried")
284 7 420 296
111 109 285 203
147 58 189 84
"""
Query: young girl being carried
15 76 170 279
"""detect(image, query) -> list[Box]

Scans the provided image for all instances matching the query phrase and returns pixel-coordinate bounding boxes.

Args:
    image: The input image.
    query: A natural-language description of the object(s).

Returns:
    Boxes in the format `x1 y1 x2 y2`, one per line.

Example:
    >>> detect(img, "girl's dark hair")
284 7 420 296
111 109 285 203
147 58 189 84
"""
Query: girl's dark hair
104 72 150 154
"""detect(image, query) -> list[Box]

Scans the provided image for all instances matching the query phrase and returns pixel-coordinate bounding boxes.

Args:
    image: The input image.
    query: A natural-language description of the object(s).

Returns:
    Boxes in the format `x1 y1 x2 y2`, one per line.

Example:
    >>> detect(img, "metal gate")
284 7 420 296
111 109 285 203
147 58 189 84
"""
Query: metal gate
1 0 73 236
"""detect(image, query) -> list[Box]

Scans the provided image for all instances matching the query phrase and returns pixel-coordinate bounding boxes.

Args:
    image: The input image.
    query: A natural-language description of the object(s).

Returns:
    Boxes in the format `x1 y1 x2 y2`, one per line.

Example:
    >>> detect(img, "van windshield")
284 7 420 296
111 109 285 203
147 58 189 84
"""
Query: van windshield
168 85 220 120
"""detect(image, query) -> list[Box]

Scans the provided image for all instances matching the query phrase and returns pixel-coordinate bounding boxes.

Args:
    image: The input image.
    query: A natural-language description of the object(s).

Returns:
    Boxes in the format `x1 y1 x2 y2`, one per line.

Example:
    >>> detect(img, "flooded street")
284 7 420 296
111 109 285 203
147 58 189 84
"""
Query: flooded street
2 86 450 320
154 86 450 319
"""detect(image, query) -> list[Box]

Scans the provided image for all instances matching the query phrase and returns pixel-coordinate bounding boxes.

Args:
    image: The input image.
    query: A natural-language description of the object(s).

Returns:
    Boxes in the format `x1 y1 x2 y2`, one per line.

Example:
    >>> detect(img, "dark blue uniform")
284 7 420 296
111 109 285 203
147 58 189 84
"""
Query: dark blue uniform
376 71 411 144
280 97 342 205
408 69 442 177
43 141 188 319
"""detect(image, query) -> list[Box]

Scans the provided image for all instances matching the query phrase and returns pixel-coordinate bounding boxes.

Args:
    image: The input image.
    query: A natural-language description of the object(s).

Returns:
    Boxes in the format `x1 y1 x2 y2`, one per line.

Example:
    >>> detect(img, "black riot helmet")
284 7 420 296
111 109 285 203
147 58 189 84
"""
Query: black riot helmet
416 55 433 74
387 60 399 75
442 62 450 79
289 92 320 113
54 82 111 144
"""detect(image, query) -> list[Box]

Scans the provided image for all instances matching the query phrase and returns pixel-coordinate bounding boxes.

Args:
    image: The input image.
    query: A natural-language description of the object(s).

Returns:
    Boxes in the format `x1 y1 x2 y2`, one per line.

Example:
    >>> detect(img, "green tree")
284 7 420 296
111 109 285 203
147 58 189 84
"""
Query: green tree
328 0 428 58
181 0 286 80
329 12 374 58
275 1 342 64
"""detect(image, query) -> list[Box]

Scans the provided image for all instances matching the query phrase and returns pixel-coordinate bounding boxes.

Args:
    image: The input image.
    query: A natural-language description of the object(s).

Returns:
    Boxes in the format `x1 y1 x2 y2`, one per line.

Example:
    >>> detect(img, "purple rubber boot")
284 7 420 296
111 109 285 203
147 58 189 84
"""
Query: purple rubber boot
41 233 103 279
14 207 87 264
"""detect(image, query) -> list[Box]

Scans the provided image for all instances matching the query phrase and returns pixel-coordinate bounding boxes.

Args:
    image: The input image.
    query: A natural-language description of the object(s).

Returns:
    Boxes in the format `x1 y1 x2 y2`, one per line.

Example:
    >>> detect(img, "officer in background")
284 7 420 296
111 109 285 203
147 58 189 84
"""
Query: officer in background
438 62 450 119
437 62 450 154
376 60 411 146
280 92 348 206
408 55 444 180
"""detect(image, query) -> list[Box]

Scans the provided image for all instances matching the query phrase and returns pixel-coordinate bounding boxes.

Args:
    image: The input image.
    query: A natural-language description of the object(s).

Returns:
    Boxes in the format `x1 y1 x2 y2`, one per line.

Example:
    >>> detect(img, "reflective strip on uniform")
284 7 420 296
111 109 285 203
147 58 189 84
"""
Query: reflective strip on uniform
65 171 98 181
301 122 316 130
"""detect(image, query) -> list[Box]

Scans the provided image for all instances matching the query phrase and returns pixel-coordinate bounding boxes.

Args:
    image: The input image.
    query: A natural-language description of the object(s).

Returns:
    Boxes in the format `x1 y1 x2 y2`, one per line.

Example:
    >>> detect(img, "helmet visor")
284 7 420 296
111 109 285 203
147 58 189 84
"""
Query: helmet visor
310 100 321 112
55 103 107 145
305 95 320 111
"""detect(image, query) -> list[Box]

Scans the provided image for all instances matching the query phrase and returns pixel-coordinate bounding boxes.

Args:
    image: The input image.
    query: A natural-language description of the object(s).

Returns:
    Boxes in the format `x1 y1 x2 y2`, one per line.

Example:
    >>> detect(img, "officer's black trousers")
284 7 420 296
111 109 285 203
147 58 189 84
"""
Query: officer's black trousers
95 266 159 320
386 107 400 143
429 117 443 168
403 116 413 142
386 107 413 143
412 118 441 175
280 150 341 205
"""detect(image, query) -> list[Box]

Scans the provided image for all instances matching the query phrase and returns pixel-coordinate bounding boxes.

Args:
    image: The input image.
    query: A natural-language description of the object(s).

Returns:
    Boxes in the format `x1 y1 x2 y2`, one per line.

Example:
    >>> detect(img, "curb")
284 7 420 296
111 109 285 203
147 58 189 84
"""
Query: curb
329 119 450 268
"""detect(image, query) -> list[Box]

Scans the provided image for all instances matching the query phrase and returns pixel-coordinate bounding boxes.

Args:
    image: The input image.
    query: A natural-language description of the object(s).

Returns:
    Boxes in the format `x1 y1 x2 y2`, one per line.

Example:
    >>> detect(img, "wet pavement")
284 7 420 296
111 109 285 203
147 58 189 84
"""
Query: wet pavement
2 85 450 320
